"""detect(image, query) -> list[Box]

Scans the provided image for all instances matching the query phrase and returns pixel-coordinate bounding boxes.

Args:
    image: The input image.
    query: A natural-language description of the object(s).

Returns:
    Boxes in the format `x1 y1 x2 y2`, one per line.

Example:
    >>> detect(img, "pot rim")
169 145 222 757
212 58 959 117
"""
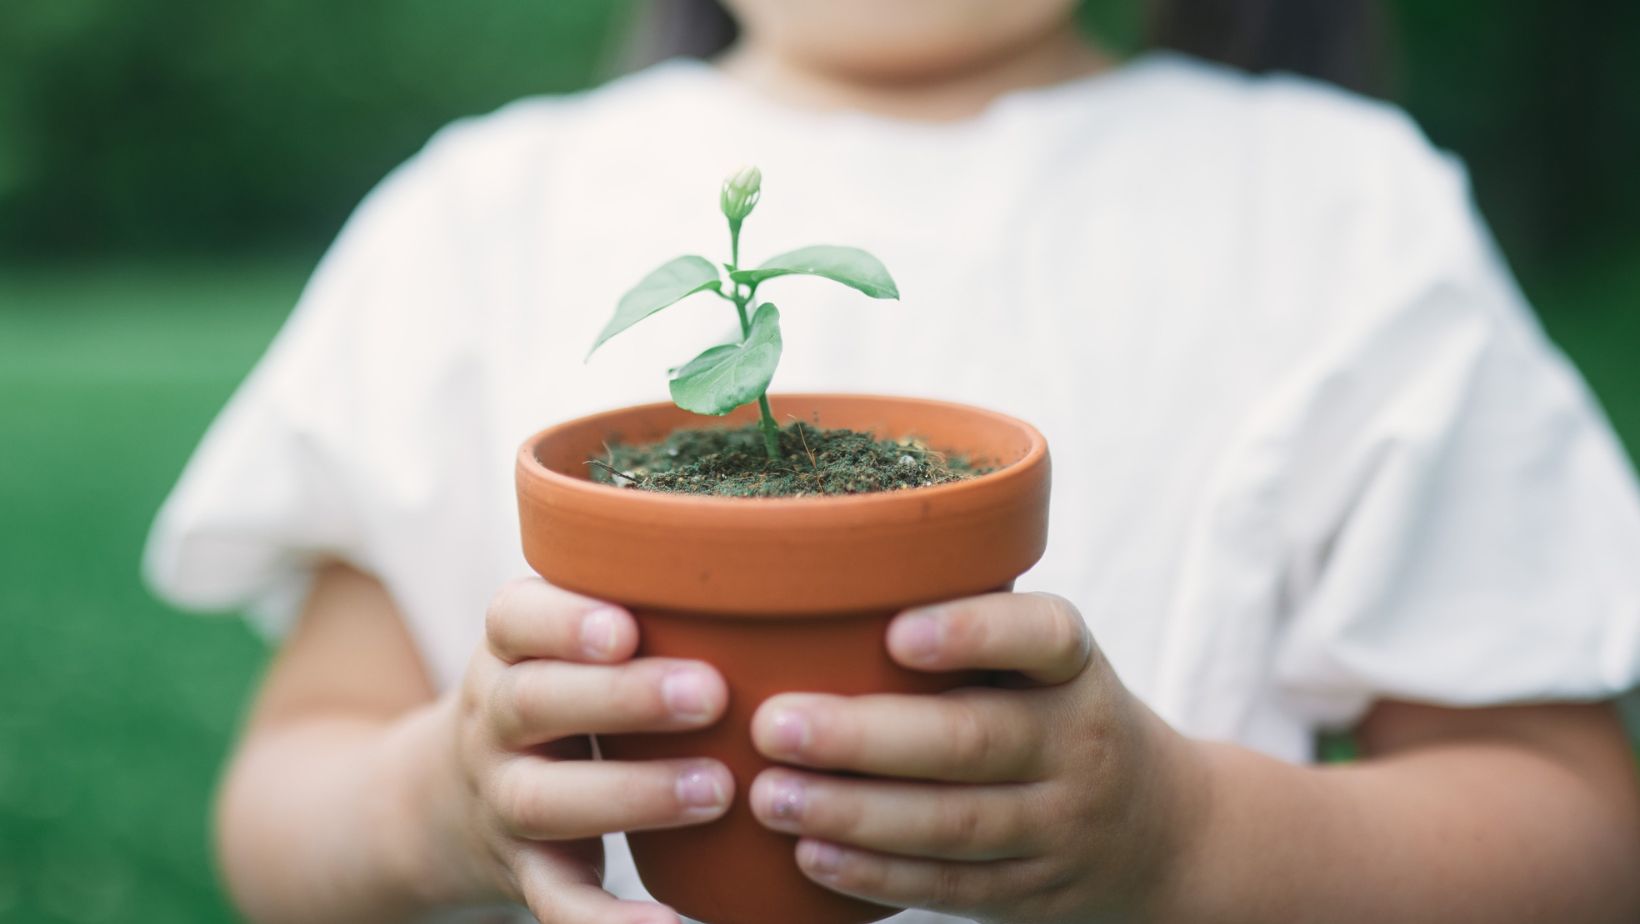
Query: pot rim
517 392 1048 515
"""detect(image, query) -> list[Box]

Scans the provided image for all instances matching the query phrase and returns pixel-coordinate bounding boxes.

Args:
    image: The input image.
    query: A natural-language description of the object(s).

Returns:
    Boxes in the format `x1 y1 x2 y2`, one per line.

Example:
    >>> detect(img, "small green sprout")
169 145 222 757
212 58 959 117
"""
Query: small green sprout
586 167 899 460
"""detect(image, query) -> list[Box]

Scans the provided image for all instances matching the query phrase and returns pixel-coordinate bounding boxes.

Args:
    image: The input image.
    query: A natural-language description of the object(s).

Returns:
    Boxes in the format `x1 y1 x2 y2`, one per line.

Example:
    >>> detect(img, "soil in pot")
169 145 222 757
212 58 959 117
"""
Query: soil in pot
589 420 987 497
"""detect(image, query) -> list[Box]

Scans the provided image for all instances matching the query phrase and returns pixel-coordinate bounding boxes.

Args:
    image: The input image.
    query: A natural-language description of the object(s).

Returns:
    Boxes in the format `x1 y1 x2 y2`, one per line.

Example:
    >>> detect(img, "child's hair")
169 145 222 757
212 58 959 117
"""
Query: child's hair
628 0 1385 95
1152 0 1384 94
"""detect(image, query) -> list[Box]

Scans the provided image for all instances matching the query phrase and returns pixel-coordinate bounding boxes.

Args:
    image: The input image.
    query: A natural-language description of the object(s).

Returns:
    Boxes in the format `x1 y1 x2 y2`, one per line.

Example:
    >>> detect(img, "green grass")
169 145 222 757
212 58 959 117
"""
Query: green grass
0 261 304 923
0 249 1636 921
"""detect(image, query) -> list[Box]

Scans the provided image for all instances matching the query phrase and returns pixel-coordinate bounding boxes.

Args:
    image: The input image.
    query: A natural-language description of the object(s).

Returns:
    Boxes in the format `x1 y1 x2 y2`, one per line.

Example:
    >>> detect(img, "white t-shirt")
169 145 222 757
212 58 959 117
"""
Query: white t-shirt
145 53 1640 922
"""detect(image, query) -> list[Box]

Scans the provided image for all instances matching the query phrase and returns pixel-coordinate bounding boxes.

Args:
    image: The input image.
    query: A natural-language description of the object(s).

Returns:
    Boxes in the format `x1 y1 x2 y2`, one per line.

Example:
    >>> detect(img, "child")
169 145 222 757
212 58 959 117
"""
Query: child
146 1 1640 921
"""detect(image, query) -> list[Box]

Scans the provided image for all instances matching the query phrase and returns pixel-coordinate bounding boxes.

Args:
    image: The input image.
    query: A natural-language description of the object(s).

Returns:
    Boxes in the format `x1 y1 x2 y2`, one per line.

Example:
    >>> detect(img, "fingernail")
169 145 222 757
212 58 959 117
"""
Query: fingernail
757 776 805 827
579 607 622 659
662 669 713 721
676 764 728 812
799 840 844 878
769 709 810 755
891 609 944 663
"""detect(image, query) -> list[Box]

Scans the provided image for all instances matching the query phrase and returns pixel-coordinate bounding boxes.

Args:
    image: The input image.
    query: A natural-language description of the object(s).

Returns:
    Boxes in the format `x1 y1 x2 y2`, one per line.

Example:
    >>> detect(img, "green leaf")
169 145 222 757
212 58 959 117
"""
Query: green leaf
587 255 721 358
729 245 899 299
669 303 783 415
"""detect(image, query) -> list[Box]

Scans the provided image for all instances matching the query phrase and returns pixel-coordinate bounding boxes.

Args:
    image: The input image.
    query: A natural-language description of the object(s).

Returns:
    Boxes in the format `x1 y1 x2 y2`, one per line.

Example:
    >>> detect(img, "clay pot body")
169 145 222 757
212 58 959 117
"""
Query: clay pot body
516 395 1051 924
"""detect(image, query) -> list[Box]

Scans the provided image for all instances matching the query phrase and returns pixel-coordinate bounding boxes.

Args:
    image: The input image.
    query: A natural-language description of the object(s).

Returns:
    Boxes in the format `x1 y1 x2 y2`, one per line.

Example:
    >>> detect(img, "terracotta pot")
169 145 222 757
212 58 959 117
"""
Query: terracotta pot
516 394 1051 924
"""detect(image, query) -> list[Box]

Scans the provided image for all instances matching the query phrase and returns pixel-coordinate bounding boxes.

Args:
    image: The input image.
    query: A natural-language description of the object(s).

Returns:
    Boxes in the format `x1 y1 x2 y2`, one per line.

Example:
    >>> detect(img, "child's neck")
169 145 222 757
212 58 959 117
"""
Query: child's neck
716 25 1109 123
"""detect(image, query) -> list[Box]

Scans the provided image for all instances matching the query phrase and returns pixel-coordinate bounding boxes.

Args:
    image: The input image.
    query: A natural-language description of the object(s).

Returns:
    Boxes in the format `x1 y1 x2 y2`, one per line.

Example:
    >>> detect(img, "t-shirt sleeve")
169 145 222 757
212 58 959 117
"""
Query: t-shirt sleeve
142 133 474 637
1269 114 1640 726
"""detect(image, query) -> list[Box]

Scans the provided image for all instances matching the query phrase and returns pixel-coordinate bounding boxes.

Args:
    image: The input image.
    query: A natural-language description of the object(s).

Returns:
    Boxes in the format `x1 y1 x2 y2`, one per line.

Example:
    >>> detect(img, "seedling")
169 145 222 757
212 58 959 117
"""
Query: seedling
586 167 899 459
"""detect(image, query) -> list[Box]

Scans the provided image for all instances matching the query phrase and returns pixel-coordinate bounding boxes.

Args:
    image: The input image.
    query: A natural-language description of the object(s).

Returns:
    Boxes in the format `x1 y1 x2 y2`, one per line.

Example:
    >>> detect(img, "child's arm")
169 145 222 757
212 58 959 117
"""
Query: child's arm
216 564 731 924
746 592 1640 923
214 563 448 923
1173 697 1640 922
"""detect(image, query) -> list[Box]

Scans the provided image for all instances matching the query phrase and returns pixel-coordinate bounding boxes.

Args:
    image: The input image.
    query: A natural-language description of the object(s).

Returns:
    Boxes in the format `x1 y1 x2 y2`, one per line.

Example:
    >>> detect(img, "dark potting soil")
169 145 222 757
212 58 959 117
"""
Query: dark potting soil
589 421 987 497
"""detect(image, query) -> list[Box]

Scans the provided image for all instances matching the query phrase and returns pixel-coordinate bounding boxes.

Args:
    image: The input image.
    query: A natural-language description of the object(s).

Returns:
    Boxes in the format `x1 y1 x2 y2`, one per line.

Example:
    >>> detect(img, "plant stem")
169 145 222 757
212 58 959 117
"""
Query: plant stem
755 393 781 458
729 217 741 275
727 216 781 459
728 218 752 336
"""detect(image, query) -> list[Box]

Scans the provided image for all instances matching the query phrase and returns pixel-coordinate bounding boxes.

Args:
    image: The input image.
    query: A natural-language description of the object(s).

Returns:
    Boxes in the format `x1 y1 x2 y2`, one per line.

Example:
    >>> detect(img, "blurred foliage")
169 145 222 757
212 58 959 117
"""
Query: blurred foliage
1 1 1638 268
0 0 632 256
1388 1 1640 267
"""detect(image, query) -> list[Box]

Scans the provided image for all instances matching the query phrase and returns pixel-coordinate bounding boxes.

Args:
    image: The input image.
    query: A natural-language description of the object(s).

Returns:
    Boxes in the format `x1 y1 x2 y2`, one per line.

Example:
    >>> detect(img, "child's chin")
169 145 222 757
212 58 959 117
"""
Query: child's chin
745 0 1083 80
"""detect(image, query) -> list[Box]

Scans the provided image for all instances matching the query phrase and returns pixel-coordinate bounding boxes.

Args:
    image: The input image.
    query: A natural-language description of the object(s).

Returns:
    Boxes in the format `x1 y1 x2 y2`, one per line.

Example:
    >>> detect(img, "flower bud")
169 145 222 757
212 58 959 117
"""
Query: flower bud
720 165 762 223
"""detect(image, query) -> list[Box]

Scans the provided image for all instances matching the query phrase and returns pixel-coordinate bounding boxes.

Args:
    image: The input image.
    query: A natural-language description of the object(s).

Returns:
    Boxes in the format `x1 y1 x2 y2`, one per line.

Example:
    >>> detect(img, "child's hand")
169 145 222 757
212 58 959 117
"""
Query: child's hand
746 592 1207 923
430 578 732 924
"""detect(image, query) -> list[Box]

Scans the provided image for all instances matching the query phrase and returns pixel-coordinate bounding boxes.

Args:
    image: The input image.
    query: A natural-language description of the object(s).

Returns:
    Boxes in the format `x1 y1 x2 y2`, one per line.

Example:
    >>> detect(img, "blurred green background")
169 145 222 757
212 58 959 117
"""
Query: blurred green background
1 1 1636 921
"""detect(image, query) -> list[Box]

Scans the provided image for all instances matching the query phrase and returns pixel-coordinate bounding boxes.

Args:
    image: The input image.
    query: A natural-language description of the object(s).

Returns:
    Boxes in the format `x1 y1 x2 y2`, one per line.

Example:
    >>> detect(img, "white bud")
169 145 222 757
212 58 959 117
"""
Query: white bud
720 165 762 223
